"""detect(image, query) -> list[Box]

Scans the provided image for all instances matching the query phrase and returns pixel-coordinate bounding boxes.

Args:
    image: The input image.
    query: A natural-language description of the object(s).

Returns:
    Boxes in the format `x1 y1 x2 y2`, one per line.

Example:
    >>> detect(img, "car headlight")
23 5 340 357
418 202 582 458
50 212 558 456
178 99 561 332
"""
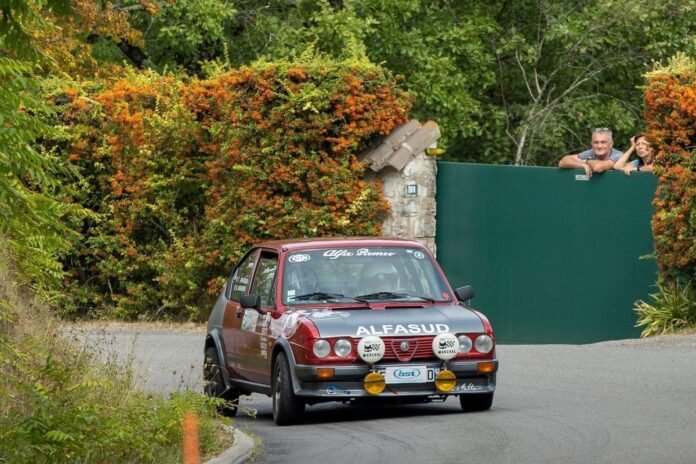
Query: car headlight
334 339 352 358
457 335 473 353
313 339 331 358
474 334 494 354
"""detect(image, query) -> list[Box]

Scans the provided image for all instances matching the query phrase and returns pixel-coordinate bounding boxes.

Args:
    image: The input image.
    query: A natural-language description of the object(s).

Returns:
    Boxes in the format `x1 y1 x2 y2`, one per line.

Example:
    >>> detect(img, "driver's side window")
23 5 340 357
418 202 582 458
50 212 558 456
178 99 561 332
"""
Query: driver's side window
228 251 257 301
252 252 278 307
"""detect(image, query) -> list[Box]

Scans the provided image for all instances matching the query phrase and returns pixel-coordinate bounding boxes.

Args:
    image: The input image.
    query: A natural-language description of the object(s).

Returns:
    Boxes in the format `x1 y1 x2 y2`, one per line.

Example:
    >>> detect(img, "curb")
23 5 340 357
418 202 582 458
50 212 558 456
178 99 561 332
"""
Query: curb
204 428 255 464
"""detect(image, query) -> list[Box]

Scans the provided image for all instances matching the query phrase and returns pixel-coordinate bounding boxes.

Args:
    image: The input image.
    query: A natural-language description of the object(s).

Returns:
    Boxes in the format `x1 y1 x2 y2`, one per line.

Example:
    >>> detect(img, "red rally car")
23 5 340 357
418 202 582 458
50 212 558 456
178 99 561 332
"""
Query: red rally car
204 237 498 425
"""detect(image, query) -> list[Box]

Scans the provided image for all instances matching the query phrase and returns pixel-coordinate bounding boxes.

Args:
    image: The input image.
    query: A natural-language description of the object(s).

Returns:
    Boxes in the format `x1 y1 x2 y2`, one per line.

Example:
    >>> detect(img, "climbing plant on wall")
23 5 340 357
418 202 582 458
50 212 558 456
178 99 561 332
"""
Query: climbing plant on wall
644 54 696 283
51 58 411 319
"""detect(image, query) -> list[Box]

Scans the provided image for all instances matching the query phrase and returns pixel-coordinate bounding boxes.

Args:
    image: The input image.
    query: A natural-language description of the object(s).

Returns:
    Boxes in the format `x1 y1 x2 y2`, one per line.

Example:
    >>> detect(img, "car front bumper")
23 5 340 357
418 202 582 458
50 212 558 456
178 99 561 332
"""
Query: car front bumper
292 359 498 399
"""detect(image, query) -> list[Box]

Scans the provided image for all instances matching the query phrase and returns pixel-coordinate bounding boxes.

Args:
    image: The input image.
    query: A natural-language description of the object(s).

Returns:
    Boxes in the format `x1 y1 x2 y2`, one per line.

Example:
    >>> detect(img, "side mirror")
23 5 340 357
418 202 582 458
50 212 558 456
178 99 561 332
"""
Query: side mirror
455 285 474 303
240 294 265 314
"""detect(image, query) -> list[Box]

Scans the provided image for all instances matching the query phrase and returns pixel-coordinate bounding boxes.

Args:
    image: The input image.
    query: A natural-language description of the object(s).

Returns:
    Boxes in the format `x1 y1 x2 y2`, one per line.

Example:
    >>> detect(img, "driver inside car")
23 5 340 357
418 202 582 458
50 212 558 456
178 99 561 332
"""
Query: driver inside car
359 261 400 294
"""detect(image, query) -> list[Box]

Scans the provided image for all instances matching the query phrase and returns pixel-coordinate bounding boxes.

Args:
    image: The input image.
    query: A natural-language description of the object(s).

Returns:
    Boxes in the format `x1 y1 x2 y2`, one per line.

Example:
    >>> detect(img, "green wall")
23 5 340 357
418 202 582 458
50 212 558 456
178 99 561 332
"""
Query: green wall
436 162 658 344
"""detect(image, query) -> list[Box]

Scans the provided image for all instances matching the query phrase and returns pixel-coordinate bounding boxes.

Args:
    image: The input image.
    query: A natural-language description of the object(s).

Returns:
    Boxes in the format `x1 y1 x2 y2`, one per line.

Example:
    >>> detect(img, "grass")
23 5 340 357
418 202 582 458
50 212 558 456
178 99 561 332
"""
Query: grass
0 259 233 464
65 319 206 332
634 280 696 337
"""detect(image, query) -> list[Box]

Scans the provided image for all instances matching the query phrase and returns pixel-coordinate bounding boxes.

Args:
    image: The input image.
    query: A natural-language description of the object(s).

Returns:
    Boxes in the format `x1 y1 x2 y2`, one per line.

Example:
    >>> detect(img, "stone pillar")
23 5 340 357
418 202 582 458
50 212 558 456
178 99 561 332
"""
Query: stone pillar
360 120 440 256
378 149 438 255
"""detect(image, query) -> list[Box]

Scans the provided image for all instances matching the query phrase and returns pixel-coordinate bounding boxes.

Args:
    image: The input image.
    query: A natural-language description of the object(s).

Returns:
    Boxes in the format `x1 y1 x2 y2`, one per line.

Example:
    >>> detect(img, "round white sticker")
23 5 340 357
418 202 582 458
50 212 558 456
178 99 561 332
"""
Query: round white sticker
432 333 458 360
357 336 385 364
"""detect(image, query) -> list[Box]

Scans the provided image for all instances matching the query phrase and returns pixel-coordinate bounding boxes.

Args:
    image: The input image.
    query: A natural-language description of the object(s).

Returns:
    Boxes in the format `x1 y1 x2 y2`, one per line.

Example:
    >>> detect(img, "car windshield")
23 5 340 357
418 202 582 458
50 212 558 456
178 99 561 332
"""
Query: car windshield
282 246 451 305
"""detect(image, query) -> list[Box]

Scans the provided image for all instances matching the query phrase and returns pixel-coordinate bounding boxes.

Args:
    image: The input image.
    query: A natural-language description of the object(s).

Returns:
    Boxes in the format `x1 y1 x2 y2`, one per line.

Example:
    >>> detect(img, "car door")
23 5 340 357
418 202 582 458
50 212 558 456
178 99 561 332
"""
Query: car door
222 249 258 379
236 250 278 386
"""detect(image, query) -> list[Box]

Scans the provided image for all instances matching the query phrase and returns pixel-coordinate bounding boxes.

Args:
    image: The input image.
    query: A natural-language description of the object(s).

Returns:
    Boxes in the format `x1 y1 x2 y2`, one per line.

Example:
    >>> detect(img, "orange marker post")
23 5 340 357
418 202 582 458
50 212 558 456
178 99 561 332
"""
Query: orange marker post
182 412 200 464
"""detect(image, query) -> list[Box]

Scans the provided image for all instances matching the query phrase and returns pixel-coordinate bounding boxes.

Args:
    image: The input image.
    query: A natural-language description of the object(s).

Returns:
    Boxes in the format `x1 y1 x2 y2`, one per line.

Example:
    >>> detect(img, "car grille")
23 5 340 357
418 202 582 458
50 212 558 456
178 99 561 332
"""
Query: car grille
353 336 436 362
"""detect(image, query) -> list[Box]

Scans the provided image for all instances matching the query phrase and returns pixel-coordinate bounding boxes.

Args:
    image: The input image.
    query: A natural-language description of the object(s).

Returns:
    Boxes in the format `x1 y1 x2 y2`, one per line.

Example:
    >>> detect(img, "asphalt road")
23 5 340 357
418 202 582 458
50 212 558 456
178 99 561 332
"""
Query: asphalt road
71 326 696 464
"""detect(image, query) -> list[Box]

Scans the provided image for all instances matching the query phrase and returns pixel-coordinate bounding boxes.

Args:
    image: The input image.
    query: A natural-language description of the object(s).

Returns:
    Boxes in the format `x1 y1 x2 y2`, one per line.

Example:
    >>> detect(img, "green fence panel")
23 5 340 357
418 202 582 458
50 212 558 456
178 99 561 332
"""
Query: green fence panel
436 162 658 344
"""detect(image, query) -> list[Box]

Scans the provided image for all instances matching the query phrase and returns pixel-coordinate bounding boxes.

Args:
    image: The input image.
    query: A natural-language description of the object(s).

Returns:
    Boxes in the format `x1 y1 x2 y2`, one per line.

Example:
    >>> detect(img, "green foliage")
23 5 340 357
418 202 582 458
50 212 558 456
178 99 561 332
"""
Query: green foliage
141 0 237 73
634 280 696 337
0 56 78 294
0 331 226 463
10 0 696 168
163 0 694 165
210 0 495 156
0 0 71 59
0 276 227 463
48 59 411 320
644 54 696 282
459 0 696 165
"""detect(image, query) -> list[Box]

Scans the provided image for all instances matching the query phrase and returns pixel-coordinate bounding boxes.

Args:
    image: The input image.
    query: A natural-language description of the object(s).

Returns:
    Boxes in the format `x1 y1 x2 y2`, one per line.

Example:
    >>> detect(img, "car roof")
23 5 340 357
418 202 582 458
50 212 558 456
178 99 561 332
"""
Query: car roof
254 236 427 252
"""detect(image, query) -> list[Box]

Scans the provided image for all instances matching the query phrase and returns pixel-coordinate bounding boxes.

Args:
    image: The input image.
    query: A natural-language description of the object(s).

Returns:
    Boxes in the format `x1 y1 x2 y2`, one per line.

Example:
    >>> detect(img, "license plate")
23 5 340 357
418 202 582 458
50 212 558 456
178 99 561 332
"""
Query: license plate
381 366 439 384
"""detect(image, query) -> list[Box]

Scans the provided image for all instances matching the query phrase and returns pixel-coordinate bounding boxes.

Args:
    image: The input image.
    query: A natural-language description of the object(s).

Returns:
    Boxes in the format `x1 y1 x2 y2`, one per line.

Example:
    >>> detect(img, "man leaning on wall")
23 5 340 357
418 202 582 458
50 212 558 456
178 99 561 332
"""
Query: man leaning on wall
558 128 623 178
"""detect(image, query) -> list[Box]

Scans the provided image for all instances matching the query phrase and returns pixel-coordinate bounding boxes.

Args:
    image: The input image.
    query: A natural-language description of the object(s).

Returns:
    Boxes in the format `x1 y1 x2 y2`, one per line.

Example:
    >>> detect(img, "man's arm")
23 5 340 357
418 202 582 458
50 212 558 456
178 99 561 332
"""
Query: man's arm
559 154 592 177
587 159 615 173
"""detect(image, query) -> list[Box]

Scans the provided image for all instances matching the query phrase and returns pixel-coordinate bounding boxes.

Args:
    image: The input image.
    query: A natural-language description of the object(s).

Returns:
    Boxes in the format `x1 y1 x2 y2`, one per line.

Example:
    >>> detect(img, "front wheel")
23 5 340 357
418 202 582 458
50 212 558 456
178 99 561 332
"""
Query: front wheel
272 352 304 425
204 346 239 417
459 392 494 412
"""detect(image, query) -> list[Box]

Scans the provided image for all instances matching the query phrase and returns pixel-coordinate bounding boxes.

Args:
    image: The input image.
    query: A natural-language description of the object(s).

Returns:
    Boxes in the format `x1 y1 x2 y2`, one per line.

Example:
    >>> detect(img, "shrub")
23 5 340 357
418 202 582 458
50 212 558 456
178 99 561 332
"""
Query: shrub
644 53 696 283
0 262 229 463
634 280 696 337
50 57 411 320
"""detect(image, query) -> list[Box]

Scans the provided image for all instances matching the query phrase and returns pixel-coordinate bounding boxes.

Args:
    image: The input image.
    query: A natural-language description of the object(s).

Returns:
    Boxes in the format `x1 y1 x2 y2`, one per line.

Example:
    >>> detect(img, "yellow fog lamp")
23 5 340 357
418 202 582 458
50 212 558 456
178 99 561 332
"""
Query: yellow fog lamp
435 369 456 392
363 372 386 395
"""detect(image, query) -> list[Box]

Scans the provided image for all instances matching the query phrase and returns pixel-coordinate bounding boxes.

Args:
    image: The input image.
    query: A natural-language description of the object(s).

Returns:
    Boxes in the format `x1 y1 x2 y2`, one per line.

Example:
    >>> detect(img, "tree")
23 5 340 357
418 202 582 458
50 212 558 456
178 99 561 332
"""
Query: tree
0 0 79 291
461 0 696 165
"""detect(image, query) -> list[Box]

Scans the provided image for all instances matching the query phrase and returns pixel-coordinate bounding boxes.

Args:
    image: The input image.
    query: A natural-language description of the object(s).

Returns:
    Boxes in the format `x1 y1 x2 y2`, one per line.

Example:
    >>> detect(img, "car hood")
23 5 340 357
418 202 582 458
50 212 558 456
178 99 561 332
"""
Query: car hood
297 304 484 338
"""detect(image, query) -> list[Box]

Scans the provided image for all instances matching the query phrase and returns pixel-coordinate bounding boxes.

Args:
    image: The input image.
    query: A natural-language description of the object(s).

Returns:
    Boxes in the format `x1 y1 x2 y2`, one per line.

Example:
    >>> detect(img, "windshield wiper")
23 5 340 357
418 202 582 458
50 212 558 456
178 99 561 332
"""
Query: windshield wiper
354 292 435 302
292 292 361 302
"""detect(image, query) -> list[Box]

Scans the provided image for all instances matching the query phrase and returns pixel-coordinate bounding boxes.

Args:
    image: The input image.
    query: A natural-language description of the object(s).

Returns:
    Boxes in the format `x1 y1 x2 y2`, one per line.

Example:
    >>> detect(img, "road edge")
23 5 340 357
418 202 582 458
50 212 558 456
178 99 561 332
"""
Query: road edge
204 428 255 464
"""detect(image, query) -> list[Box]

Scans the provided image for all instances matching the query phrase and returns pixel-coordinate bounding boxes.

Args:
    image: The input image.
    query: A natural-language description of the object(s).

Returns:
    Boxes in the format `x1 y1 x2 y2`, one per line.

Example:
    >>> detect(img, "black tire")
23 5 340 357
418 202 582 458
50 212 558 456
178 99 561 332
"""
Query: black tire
204 346 239 417
272 352 304 425
459 392 494 412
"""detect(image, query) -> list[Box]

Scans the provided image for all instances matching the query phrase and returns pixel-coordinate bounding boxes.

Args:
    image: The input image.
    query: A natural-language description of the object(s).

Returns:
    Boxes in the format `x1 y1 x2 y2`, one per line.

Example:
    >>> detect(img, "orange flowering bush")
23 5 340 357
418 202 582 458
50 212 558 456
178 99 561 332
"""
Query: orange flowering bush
50 61 411 319
644 56 696 282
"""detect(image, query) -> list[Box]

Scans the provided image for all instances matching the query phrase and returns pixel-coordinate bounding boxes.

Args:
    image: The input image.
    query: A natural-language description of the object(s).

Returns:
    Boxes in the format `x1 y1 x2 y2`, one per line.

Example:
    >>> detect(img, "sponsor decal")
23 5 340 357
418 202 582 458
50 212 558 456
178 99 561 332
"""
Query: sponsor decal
432 333 458 360
356 248 396 257
324 385 351 395
323 248 397 260
241 309 258 331
393 367 421 379
357 335 385 363
356 323 450 337
454 383 483 392
280 311 306 338
288 254 311 263
413 251 425 260
309 309 350 320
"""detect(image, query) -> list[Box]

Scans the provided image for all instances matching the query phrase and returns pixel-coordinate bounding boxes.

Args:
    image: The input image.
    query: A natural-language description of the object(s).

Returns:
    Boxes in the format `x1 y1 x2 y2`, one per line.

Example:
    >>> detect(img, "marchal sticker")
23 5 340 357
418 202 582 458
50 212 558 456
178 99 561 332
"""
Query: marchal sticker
357 335 385 364
432 333 458 360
